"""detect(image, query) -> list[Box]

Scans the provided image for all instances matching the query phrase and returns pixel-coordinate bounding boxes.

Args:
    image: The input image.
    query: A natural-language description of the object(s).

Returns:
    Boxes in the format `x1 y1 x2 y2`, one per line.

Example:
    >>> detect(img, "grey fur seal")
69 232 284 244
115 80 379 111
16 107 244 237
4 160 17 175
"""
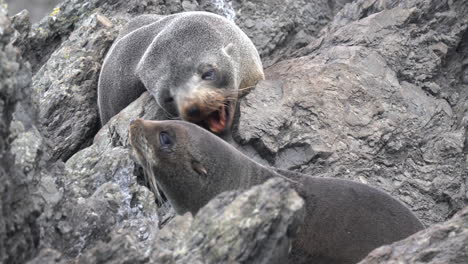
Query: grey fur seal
98 11 264 134
129 119 424 264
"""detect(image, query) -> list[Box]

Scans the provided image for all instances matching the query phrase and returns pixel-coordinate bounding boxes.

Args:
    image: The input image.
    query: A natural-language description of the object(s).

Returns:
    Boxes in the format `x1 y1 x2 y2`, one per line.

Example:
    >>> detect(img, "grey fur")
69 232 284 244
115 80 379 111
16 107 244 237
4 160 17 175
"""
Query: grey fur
129 119 424 264
98 12 264 125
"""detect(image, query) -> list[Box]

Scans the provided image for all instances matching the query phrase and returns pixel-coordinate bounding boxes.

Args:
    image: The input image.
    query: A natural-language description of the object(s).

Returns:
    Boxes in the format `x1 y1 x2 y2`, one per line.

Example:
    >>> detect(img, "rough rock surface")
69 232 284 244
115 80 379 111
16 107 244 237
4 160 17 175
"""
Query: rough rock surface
27 178 304 264
227 0 354 67
0 1 47 262
359 205 468 264
235 0 468 226
6 0 63 23
1 0 468 263
154 178 304 264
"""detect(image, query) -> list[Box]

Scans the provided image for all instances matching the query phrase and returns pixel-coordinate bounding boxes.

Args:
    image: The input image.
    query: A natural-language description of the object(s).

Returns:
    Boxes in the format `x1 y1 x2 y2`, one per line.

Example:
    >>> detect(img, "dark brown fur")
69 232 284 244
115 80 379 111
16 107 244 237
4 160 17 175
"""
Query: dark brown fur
129 119 424 264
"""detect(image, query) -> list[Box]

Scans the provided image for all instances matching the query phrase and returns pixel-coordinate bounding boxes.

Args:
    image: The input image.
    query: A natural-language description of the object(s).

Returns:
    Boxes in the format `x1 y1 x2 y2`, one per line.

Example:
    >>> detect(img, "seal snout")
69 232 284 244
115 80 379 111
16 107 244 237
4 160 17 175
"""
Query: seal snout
129 118 160 145
179 89 236 134
129 118 146 147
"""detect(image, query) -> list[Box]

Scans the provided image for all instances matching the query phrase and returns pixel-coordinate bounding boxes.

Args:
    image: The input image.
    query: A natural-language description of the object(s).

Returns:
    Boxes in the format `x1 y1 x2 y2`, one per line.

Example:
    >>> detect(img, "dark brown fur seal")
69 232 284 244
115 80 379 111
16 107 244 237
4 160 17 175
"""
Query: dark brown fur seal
98 11 264 134
129 119 424 264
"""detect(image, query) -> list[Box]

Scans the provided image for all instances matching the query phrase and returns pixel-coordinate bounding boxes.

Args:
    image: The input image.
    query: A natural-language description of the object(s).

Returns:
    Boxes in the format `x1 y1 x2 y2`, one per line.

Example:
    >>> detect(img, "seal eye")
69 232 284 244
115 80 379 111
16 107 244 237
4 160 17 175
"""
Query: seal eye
201 69 216 81
164 97 174 103
159 131 173 151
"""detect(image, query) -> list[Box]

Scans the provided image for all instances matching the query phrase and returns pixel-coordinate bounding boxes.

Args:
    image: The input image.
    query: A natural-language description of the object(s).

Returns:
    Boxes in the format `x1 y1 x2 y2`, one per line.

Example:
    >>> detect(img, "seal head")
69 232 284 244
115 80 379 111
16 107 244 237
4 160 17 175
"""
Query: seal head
129 118 248 214
98 12 264 134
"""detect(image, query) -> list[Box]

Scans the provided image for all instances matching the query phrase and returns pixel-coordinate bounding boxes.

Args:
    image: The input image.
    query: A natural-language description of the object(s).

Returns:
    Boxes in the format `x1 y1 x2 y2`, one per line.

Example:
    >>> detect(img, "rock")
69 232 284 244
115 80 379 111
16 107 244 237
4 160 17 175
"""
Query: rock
28 178 303 264
155 178 304 264
234 0 468 226
359 205 468 264
71 178 304 264
25 248 67 264
208 0 339 67
6 0 63 23
31 13 117 162
76 232 150 264
12 0 183 74
0 1 46 262
36 92 165 258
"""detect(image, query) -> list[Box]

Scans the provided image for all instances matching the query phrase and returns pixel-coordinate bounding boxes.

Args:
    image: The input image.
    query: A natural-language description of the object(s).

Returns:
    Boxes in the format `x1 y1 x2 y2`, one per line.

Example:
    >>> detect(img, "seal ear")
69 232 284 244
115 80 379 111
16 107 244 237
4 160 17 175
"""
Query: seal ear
222 43 236 58
191 160 208 177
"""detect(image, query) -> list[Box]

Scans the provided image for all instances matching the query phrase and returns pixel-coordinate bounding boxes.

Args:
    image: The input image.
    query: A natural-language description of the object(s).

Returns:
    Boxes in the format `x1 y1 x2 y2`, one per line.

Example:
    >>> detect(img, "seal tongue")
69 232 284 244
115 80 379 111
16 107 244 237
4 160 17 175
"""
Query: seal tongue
207 104 227 133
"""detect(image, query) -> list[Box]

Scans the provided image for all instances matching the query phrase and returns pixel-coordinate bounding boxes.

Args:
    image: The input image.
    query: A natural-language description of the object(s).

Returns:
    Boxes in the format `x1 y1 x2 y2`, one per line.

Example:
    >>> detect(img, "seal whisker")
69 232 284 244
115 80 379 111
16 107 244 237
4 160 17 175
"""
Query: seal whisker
155 97 177 119
141 157 165 206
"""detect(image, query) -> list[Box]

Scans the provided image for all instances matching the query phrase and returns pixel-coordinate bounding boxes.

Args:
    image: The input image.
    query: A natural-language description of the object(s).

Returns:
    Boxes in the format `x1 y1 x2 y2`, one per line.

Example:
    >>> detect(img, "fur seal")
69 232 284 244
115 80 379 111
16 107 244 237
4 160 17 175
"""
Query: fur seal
129 119 424 264
98 11 264 134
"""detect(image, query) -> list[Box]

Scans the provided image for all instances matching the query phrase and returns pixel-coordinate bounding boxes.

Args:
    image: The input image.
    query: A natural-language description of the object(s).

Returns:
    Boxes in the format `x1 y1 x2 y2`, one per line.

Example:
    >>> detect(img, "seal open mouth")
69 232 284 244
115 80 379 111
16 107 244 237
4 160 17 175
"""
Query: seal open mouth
205 103 230 134
181 89 237 134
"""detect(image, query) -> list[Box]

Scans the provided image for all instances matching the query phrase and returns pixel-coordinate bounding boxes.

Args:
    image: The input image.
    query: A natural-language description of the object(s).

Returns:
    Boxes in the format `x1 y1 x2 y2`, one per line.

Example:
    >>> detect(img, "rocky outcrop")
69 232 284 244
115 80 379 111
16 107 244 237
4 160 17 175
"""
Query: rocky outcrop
228 0 354 67
152 178 304 264
27 178 304 264
0 2 43 262
235 0 468 226
6 0 62 23
1 0 468 263
35 92 164 258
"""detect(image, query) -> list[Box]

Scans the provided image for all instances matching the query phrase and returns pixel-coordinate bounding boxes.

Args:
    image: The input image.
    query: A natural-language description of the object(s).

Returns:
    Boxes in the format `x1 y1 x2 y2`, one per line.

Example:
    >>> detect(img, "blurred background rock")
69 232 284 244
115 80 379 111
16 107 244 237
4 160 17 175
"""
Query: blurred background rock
6 0 62 22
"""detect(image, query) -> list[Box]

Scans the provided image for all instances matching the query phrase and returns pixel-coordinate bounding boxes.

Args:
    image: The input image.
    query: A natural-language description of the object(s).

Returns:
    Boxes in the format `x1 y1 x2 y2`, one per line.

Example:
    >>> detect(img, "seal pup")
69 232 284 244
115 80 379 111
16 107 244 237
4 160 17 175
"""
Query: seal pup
98 11 264 134
129 119 424 264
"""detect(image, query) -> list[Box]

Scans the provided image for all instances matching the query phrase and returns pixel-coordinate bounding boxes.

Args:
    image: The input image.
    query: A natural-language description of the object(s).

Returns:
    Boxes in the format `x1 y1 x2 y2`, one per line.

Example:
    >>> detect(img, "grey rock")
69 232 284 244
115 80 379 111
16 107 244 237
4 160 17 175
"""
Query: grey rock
32 13 119 162
37 93 165 258
6 0 63 23
214 0 338 67
12 0 182 74
359 205 468 264
76 232 150 264
234 0 468 227
52 178 303 264
0 1 50 263
155 178 304 264
26 248 67 264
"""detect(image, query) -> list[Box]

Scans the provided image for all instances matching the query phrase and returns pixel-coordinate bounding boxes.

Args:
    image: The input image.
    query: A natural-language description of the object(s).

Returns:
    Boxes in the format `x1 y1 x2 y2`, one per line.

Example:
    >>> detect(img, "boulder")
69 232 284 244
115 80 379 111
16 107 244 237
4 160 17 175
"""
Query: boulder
235 0 468 226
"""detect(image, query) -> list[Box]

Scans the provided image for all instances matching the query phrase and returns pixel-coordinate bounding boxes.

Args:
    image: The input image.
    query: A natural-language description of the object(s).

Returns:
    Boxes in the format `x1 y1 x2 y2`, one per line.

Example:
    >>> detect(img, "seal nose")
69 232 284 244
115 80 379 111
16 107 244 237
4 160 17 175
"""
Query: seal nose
187 106 201 118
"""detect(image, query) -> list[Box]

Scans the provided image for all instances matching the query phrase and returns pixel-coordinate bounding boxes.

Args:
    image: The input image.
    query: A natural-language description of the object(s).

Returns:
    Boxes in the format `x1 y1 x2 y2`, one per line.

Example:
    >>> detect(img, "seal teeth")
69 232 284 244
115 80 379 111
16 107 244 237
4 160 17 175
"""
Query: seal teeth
219 104 226 127
206 104 227 133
